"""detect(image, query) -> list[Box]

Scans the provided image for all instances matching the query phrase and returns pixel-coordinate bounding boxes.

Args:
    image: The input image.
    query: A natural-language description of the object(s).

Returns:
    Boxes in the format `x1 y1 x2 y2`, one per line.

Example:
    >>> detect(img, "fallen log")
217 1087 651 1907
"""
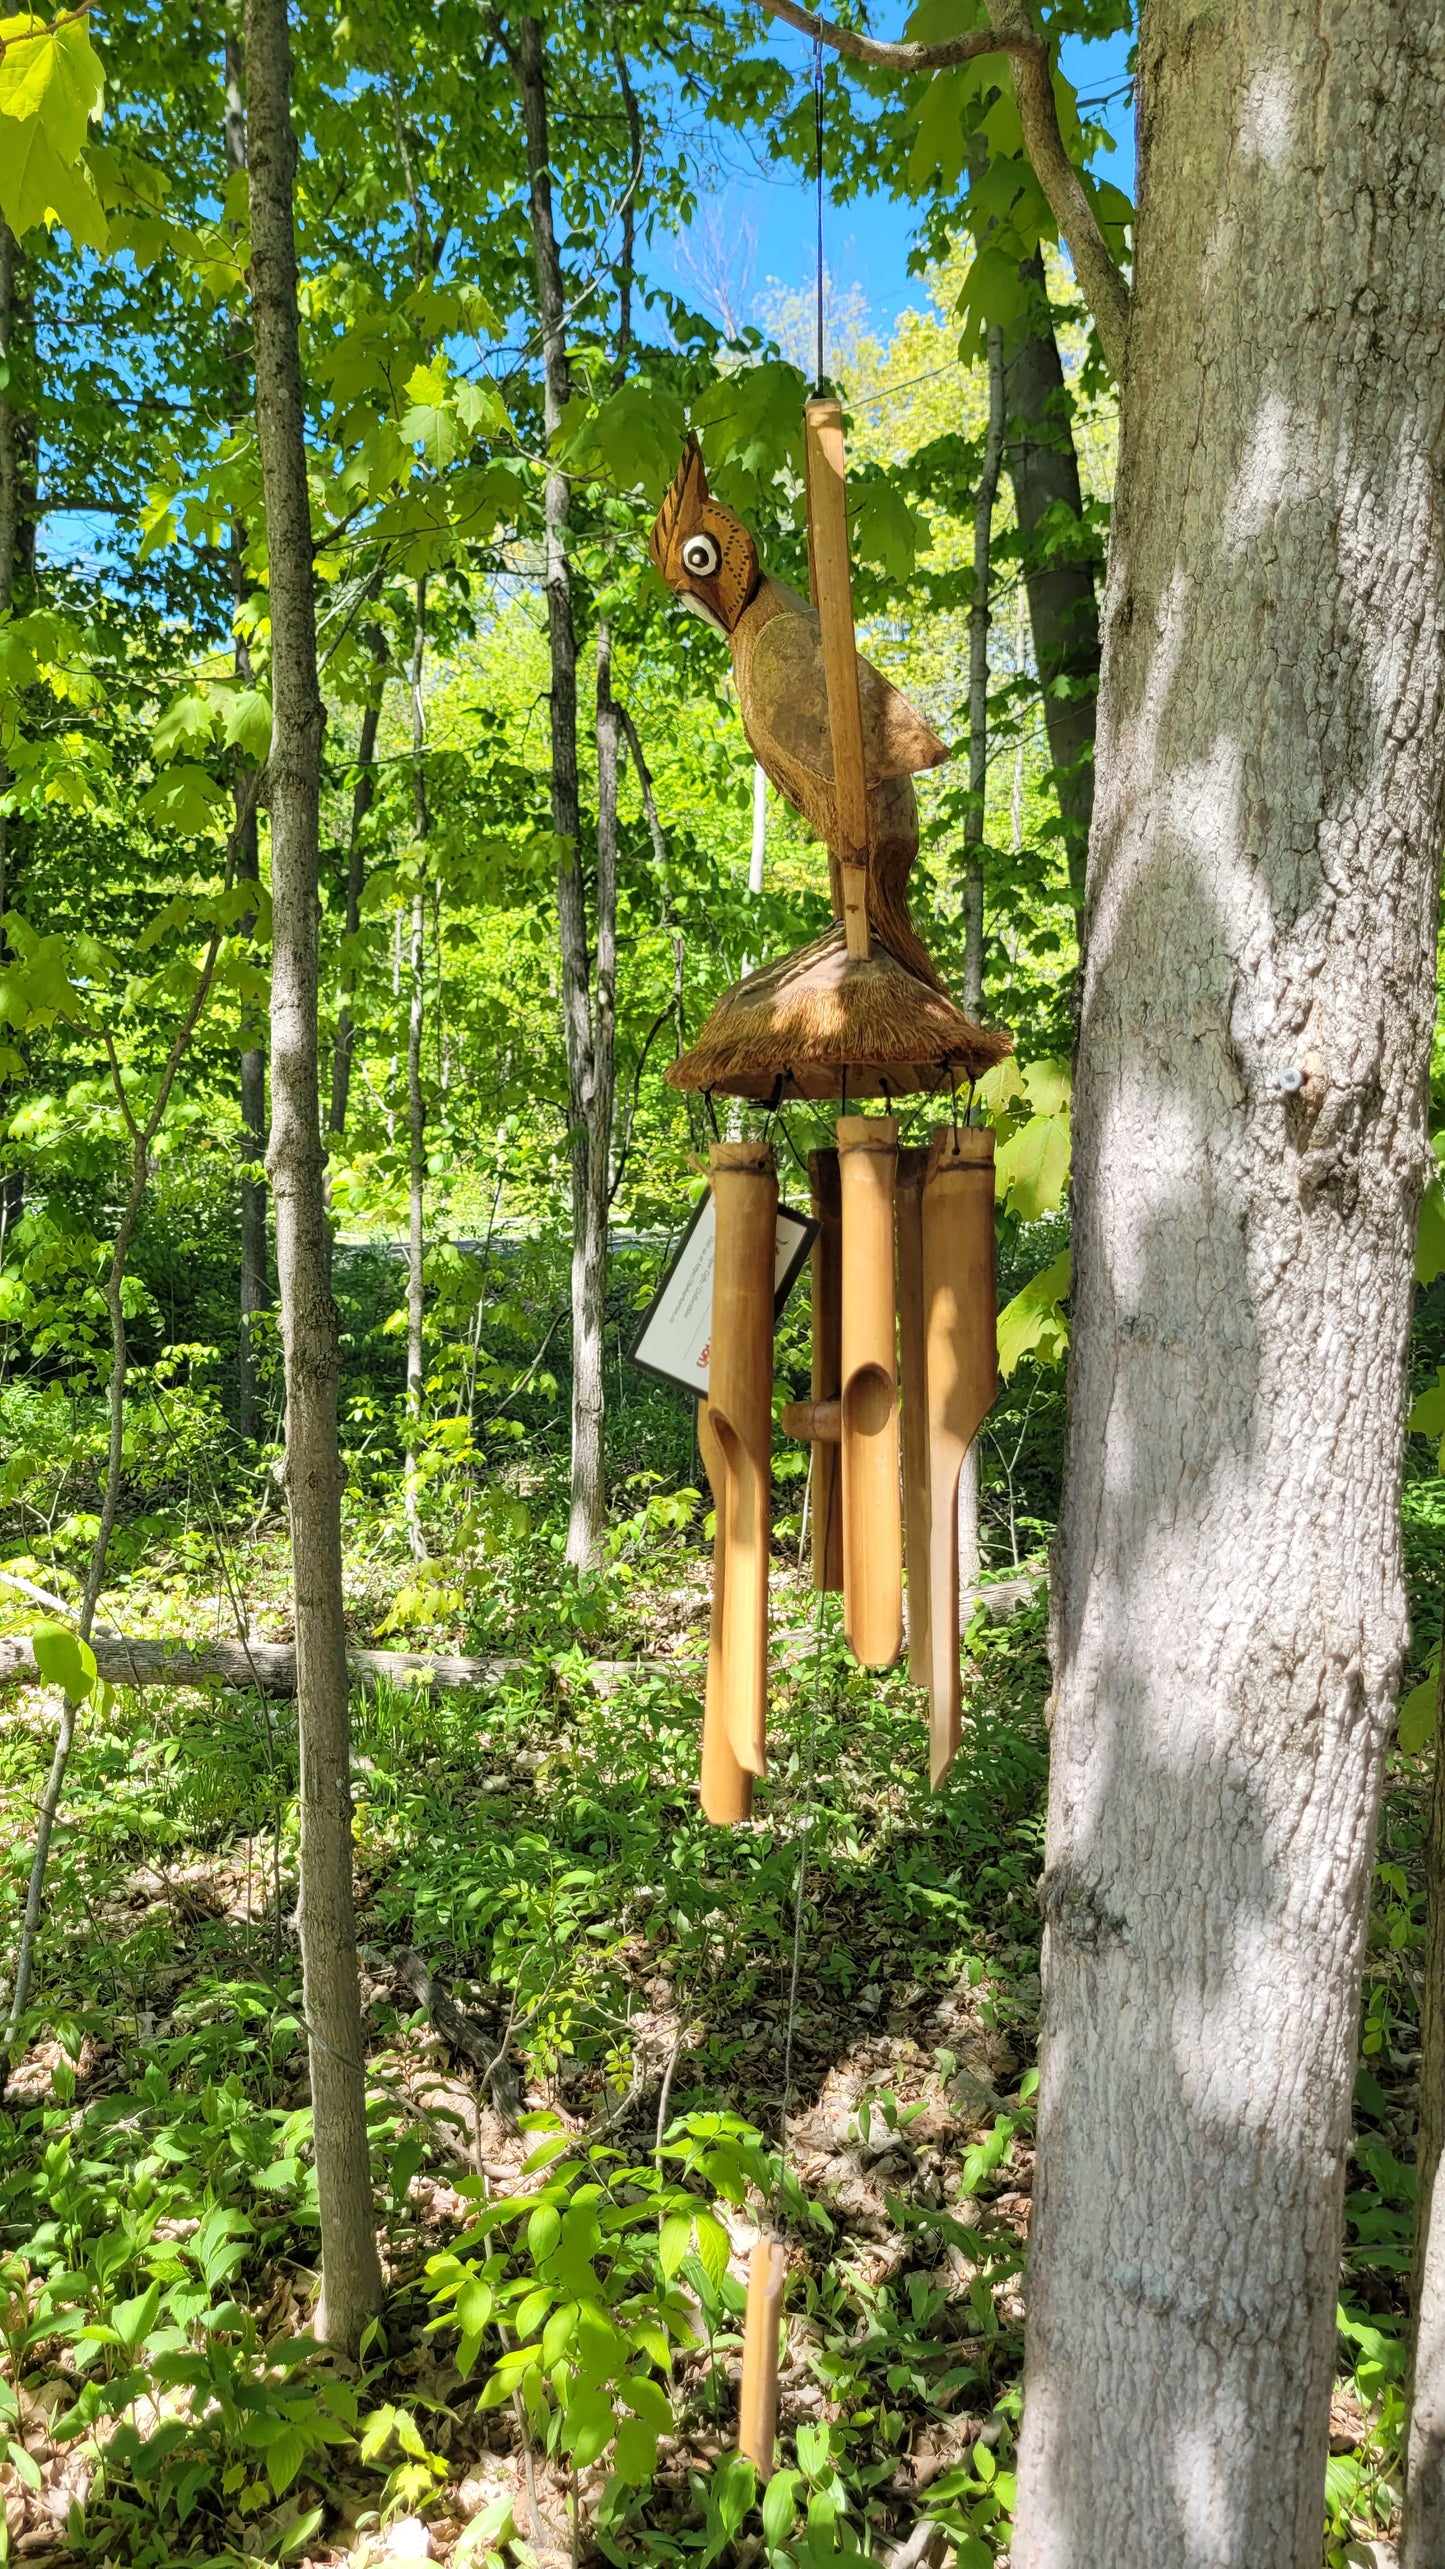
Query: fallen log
0 1635 665 1697
0 1568 1045 1698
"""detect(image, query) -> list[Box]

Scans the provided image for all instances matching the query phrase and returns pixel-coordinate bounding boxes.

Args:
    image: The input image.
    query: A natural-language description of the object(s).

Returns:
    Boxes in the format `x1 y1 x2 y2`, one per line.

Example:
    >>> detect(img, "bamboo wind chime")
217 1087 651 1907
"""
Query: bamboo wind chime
652 398 1010 1821
650 401 1009 2477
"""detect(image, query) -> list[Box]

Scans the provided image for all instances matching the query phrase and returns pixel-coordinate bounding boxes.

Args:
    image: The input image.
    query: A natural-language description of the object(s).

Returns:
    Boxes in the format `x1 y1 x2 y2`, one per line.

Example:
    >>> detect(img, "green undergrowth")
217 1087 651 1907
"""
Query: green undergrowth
0 1535 1433 2565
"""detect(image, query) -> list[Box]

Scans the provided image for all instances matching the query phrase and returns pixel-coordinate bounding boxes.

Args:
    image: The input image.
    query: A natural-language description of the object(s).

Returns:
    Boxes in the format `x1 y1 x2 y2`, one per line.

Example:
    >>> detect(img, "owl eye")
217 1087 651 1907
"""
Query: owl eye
681 532 722 578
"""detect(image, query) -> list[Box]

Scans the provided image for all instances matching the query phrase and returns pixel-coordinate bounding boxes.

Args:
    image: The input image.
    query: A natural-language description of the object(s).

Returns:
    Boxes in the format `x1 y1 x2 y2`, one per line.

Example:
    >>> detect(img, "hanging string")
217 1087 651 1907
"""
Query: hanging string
813 32 826 397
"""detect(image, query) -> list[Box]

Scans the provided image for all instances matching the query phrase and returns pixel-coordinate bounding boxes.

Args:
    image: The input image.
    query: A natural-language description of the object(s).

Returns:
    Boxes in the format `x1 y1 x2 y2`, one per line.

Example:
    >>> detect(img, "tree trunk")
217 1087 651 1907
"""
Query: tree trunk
957 325 1004 1598
1406 1647 1445 2565
514 11 607 1566
1003 251 1101 911
404 577 428 1563
238 1031 268 1440
244 0 382 2354
1013 13 1445 2565
224 18 269 1448
329 661 384 1138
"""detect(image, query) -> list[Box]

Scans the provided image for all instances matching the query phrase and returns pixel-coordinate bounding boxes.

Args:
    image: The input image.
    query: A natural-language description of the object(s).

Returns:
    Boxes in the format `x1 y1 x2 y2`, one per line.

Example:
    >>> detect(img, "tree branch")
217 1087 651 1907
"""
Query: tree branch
751 0 1131 378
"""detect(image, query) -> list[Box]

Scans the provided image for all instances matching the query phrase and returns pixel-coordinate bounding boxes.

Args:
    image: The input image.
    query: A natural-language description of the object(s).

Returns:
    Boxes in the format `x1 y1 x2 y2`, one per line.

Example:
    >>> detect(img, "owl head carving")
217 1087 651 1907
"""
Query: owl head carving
649 436 760 635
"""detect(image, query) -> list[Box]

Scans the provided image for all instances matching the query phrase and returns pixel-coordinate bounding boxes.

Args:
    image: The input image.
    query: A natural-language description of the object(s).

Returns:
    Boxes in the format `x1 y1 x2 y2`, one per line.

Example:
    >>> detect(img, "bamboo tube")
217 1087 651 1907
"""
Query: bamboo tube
895 1146 931 1686
697 1399 752 1825
737 2236 786 2477
921 1125 998 1786
804 399 869 961
706 1140 778 1789
837 1115 903 1668
807 1149 844 1593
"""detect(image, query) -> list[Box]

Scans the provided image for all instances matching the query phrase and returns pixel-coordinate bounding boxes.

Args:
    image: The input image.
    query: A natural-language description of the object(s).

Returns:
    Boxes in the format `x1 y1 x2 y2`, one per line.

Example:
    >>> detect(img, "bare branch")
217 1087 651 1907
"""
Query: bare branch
750 0 1131 378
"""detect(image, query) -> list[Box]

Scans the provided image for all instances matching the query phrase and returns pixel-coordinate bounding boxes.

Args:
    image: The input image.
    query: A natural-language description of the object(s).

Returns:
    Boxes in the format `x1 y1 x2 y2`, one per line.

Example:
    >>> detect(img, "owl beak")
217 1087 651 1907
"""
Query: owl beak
677 588 727 635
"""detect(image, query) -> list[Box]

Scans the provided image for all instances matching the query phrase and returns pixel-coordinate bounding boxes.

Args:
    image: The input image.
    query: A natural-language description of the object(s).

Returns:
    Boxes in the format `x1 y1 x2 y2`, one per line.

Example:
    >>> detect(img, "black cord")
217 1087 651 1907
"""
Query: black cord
813 34 825 397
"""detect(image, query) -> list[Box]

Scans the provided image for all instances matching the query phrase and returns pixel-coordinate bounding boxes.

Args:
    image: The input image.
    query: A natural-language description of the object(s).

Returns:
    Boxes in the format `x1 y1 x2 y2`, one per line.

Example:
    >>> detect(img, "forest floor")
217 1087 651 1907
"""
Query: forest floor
0 1527 1426 2568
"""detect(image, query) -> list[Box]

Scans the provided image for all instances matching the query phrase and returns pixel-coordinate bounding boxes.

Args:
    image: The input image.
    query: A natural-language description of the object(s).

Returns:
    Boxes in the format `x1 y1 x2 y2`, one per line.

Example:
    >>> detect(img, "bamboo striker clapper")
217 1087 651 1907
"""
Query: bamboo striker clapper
737 2235 787 2476
837 1116 903 1669
922 1124 998 1785
700 1141 778 1822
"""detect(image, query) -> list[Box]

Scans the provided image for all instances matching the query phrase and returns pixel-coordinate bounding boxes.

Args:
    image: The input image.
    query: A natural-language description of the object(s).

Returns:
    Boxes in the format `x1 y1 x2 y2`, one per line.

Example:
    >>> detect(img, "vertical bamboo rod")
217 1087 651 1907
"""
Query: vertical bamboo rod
895 1146 931 1684
737 2236 786 2476
921 1125 997 1786
808 1148 844 1593
707 1141 778 1789
837 1115 902 1669
697 1399 751 1824
804 398 869 960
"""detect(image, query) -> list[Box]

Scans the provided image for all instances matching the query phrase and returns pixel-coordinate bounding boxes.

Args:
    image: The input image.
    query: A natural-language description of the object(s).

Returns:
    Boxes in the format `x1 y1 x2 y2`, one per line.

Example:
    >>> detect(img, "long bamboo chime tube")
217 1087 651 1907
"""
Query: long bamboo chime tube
808 1147 843 1592
804 399 870 961
697 1399 751 1825
895 1147 931 1684
837 1116 903 1668
737 2235 786 2476
703 1142 778 1809
922 1124 997 1784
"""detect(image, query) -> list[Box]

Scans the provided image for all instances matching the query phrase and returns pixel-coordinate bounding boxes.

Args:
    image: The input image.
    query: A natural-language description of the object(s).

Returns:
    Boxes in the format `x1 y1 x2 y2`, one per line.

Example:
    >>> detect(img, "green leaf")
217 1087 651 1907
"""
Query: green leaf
995 1110 1070 1219
851 477 926 584
0 109 106 245
997 1249 1071 1379
658 2211 691 2279
527 2202 561 2261
612 2415 657 2483
1400 1673 1437 1756
762 2468 802 2545
692 2213 729 2291
0 10 104 162
137 766 230 834
561 2385 615 2467
1021 1056 1072 1116
219 687 272 761
31 1622 95 1703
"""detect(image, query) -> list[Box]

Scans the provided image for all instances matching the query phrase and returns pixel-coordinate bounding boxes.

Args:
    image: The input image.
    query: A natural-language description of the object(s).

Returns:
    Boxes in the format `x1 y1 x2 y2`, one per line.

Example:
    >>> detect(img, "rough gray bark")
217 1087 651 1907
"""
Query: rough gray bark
513 12 609 1567
1004 253 1100 908
1406 1646 1445 2565
1013 12 1445 2565
404 577 428 1562
244 0 382 2353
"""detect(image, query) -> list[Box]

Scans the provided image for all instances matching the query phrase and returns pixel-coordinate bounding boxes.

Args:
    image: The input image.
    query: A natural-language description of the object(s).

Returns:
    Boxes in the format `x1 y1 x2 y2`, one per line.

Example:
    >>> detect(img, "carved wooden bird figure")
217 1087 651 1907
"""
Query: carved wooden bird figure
649 436 950 988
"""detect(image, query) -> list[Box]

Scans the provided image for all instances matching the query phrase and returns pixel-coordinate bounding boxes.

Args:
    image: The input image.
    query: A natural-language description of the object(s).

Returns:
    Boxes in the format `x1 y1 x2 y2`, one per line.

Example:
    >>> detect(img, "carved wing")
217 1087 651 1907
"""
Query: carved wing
746 604 949 792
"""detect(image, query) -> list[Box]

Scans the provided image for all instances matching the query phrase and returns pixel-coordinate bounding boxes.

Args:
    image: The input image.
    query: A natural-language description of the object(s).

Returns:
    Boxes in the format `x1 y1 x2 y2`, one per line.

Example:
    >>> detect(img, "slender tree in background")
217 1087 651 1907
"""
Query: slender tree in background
329 632 386 1140
223 19 270 1444
957 321 1004 1591
1003 251 1100 910
508 10 610 1567
244 0 382 2351
404 574 429 1562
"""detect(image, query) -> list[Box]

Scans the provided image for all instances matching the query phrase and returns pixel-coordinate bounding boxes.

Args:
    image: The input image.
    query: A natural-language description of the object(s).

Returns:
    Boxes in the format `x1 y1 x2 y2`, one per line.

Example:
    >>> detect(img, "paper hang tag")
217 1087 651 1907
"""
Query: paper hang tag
628 1188 816 1400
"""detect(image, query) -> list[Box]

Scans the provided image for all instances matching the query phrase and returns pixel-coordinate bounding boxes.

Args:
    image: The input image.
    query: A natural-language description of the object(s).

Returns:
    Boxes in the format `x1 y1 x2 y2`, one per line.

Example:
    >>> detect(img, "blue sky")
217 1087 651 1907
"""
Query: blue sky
39 24 1133 577
648 23 1135 346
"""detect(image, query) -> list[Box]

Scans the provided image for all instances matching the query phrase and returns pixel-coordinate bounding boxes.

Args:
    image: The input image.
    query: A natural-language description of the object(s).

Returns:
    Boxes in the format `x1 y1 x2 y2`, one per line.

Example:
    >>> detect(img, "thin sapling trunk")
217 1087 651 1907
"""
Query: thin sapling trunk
245 0 383 2352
